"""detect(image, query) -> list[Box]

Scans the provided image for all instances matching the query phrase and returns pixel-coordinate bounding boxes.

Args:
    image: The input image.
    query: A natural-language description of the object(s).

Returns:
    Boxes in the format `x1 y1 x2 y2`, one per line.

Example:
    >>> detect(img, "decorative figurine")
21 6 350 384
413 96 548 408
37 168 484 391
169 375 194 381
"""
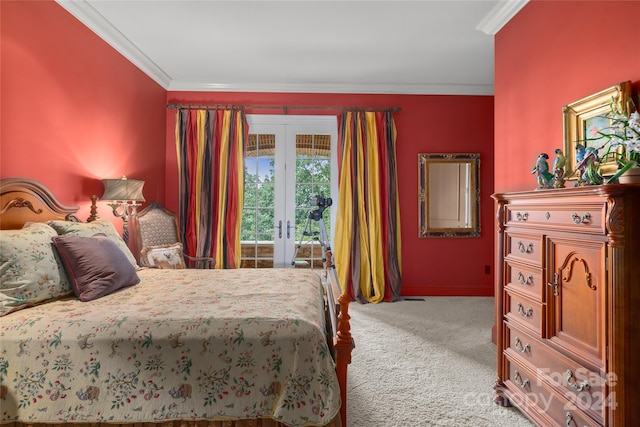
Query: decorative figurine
532 153 554 189
566 143 586 182
552 148 566 188
575 144 586 164
574 146 602 186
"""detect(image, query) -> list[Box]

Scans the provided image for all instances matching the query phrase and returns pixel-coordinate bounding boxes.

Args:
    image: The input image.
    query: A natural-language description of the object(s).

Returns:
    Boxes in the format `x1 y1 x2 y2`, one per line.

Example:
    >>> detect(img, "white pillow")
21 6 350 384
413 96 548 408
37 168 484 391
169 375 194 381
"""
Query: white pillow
140 243 186 269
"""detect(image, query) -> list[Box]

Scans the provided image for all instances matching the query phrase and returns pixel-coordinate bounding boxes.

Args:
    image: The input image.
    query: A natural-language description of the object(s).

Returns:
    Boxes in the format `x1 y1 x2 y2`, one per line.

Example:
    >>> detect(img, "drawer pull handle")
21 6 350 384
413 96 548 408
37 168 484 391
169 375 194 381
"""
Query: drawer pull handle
566 369 590 392
514 337 530 353
513 370 530 388
565 412 573 427
548 273 559 296
517 241 534 254
517 272 534 286
516 302 533 317
516 212 529 221
571 212 591 224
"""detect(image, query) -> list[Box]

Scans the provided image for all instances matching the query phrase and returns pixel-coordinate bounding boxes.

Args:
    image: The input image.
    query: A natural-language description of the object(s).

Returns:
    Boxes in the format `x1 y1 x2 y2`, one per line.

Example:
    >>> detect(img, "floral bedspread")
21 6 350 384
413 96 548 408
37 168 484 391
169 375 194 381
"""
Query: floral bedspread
0 268 339 427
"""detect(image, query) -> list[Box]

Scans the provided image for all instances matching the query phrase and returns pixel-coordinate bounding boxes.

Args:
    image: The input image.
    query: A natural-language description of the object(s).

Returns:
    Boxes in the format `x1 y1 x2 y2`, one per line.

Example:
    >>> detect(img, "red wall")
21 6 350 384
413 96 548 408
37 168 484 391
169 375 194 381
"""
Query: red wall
0 0 166 231
1 0 496 297
166 92 496 296
494 0 640 194
4 0 634 296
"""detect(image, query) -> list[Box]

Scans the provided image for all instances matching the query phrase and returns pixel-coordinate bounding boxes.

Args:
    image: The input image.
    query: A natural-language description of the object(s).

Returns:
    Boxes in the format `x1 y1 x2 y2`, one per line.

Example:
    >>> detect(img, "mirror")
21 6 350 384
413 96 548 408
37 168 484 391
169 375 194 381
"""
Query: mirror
418 153 480 238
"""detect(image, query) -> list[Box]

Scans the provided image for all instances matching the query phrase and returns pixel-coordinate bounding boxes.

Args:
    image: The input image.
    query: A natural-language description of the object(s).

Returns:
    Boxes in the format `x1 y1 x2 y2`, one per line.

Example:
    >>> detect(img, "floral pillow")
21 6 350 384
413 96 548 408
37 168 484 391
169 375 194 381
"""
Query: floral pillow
140 243 187 269
48 219 138 268
0 222 72 315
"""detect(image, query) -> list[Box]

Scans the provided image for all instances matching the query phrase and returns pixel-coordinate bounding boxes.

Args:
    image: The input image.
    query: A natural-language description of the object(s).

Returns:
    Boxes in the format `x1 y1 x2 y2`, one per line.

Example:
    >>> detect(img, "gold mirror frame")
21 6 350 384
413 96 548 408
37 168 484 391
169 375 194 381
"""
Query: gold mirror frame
563 81 632 179
418 153 480 238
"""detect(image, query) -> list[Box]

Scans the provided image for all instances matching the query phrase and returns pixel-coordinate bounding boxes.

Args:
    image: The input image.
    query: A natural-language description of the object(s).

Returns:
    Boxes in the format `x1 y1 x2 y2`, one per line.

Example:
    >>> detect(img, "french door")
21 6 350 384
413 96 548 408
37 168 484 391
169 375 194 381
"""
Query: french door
241 115 338 268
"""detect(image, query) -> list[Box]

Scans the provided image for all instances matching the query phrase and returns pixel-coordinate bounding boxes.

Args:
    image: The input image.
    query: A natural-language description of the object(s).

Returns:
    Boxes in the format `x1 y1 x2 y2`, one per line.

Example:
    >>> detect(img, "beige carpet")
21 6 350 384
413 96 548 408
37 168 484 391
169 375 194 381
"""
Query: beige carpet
345 297 534 427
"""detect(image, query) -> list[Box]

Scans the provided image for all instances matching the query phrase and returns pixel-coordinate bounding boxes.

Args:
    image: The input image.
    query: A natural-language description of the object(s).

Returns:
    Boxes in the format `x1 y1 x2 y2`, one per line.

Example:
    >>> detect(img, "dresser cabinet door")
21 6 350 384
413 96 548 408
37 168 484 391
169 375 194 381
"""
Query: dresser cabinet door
546 237 606 371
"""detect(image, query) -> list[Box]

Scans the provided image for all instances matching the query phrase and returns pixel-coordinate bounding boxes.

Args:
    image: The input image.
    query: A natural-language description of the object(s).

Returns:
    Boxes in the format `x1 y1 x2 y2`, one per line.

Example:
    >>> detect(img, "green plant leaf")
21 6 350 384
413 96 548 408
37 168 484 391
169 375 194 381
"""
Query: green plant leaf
605 160 639 184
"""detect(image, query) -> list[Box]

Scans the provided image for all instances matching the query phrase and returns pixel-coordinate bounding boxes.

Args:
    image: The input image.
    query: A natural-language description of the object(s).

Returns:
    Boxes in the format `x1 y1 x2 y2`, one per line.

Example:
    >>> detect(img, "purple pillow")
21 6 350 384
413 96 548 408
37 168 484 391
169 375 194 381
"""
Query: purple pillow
52 234 140 301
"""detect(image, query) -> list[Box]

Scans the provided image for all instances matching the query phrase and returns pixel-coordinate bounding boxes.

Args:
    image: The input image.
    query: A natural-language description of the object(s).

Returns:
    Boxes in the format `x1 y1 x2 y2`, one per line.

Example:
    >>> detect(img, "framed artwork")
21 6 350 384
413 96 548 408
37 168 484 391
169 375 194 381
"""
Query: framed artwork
563 81 632 179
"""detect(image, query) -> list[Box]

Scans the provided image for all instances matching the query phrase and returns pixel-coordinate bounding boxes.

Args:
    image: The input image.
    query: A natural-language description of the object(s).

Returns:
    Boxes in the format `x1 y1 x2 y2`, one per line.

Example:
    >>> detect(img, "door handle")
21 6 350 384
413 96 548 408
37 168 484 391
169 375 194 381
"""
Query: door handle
287 220 292 239
548 273 559 296
276 220 282 239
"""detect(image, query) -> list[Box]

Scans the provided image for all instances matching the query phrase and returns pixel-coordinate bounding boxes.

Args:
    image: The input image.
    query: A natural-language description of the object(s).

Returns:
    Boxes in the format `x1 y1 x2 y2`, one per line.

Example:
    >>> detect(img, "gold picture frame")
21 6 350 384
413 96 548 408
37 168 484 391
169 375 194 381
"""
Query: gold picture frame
563 81 632 179
418 153 480 238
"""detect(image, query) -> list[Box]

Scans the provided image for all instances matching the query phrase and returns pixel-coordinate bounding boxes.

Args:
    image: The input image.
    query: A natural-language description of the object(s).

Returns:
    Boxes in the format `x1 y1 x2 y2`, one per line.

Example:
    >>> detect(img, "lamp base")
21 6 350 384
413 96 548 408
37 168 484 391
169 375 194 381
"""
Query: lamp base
87 195 99 222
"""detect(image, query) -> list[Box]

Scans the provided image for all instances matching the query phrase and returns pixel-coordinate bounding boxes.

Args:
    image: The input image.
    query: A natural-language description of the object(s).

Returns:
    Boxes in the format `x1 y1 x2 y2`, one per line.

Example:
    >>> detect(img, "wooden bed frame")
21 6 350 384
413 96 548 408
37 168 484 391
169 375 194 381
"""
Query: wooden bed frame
0 177 354 427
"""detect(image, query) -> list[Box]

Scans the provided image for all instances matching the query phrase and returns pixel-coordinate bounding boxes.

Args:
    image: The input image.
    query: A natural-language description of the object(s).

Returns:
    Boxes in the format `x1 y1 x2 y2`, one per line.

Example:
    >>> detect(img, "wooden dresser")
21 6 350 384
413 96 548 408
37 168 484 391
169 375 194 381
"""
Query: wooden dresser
492 185 640 427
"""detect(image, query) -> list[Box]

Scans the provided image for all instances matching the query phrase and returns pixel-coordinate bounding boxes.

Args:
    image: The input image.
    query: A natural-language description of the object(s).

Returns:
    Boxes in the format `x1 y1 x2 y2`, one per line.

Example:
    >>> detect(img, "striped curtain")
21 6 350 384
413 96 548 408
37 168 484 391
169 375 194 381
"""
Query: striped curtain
175 109 247 268
334 111 402 303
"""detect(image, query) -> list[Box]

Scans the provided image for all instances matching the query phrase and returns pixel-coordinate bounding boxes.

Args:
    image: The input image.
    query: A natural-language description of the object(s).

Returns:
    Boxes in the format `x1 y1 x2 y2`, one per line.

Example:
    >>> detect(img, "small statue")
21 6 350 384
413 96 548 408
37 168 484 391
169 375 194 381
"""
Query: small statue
532 153 554 189
574 146 602 186
566 143 586 182
552 148 566 188
575 144 586 164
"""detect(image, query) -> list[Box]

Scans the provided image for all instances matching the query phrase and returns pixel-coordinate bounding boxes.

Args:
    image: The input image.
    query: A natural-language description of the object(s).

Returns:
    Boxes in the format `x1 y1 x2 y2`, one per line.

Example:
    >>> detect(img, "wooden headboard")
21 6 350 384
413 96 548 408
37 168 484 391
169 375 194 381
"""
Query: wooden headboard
0 177 79 230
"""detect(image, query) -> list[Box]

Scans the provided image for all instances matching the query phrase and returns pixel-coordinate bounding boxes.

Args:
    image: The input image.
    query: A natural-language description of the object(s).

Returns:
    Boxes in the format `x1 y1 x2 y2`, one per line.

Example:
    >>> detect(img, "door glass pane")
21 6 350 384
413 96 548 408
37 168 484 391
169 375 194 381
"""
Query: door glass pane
241 119 336 270
292 134 332 269
241 134 275 268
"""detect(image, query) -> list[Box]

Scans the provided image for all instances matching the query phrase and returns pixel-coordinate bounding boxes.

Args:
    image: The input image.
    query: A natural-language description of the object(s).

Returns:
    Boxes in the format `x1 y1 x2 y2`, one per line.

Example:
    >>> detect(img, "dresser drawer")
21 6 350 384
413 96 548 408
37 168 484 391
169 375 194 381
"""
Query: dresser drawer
505 232 543 266
505 261 544 301
505 203 606 234
504 322 545 366
504 357 601 427
504 324 606 422
505 290 544 336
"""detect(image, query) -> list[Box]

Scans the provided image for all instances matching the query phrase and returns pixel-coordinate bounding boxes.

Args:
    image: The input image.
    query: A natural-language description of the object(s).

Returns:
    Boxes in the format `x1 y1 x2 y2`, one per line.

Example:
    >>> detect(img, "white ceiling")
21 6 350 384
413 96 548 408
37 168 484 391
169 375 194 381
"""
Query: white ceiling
56 0 528 95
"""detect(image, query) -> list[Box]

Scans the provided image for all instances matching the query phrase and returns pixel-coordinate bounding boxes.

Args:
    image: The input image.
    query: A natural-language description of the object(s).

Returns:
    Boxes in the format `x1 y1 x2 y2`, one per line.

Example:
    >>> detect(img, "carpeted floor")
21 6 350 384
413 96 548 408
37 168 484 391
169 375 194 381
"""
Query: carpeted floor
345 297 534 426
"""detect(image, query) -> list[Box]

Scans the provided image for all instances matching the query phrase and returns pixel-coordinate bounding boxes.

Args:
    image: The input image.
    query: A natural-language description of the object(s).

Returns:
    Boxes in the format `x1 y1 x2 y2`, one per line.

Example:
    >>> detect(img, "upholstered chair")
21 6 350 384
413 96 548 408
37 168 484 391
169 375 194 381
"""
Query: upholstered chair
130 202 214 269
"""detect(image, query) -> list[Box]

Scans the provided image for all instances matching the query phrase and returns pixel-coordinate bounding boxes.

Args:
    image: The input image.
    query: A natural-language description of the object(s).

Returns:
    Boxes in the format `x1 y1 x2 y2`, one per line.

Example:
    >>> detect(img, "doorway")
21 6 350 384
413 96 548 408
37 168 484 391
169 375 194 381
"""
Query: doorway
241 115 338 268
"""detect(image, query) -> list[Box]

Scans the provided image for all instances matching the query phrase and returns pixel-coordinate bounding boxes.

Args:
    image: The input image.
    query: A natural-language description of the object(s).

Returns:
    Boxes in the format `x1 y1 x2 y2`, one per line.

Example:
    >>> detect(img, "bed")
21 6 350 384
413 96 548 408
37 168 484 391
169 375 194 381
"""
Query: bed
0 177 353 427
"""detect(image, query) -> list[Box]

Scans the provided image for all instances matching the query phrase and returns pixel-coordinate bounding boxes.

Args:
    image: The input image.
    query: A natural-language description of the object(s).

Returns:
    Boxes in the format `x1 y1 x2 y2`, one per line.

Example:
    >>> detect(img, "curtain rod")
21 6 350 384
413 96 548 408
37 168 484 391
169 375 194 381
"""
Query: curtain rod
166 103 401 112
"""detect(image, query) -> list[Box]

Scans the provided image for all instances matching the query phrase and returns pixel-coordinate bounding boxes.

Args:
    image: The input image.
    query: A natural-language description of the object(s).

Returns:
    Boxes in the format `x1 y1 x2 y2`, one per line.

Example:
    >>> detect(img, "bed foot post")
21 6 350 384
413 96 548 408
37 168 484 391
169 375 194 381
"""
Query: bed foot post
334 292 354 427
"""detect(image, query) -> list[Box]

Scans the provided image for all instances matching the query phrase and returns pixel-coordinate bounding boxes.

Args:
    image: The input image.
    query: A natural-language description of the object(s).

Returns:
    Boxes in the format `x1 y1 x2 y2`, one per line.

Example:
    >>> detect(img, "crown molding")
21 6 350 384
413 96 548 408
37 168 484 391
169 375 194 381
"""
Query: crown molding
55 0 497 95
476 0 529 35
168 81 494 96
55 0 172 89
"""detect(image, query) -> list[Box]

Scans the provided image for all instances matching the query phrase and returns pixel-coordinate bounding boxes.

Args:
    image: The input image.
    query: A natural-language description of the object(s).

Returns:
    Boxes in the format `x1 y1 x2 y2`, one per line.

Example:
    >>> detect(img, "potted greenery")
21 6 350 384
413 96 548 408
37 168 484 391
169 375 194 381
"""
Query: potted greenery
596 96 640 183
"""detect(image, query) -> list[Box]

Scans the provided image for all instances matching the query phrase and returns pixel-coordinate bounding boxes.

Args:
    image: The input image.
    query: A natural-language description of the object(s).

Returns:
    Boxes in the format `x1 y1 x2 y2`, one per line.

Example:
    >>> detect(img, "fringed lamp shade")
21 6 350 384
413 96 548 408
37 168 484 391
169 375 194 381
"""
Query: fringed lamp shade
101 177 145 202
101 176 145 244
